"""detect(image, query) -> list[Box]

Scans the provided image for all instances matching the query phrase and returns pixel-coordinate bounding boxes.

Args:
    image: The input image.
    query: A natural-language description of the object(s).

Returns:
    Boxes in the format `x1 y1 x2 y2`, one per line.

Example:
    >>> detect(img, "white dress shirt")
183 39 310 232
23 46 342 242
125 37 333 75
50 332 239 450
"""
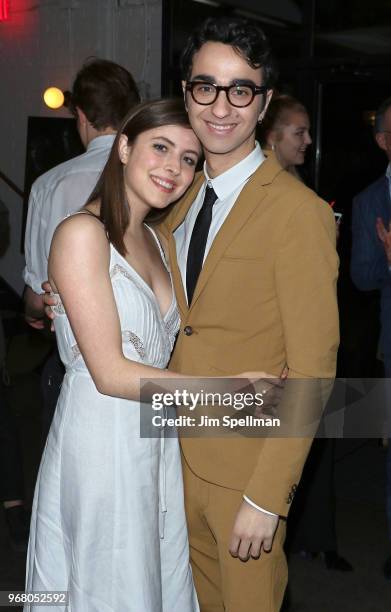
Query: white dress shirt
23 134 115 294
174 142 277 518
175 142 265 288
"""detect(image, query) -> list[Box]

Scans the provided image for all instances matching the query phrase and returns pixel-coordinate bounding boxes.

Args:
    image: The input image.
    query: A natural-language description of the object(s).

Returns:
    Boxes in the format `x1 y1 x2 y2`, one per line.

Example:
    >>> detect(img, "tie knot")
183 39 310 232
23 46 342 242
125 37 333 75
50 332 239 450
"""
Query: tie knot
203 185 218 209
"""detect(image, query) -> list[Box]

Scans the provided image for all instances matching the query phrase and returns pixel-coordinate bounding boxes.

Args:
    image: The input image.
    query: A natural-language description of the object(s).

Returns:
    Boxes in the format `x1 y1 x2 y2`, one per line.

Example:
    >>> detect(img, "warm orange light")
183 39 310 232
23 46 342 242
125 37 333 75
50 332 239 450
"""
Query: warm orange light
43 87 65 109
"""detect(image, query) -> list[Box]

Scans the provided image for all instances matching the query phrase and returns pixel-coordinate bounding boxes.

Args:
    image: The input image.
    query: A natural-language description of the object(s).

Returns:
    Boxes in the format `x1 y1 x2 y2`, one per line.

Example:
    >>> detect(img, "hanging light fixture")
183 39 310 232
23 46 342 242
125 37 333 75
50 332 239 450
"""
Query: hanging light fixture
43 87 65 109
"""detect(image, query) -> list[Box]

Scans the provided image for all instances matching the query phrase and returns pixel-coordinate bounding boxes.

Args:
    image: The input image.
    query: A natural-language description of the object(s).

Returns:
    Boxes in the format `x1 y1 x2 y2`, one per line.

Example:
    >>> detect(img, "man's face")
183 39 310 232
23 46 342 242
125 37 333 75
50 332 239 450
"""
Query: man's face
376 106 391 162
182 42 272 170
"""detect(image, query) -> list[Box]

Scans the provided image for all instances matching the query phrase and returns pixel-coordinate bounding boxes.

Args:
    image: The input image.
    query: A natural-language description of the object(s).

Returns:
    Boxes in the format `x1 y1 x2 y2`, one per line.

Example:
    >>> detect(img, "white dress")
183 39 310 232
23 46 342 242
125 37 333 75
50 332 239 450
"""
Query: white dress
25 228 199 612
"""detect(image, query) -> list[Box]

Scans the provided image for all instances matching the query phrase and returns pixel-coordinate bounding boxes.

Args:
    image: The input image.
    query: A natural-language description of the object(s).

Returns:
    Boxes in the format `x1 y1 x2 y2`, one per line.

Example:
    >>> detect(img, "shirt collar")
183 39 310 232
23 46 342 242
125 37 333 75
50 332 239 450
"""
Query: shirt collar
86 134 116 153
203 142 264 201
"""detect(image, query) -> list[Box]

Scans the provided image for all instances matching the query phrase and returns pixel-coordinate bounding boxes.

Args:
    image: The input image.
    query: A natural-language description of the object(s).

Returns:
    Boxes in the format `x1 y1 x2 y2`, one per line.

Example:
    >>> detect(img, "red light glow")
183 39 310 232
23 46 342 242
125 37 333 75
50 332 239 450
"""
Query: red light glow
0 0 9 21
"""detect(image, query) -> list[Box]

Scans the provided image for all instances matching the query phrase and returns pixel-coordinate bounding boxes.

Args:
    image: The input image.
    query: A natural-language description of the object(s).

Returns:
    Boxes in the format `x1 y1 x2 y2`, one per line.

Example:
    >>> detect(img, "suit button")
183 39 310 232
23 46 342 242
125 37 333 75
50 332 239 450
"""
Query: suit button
184 326 193 336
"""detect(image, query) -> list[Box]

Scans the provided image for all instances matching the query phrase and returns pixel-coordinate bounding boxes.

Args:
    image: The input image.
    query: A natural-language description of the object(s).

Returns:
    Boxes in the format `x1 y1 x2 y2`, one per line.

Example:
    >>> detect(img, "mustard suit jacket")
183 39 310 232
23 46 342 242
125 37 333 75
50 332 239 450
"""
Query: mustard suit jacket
159 152 339 517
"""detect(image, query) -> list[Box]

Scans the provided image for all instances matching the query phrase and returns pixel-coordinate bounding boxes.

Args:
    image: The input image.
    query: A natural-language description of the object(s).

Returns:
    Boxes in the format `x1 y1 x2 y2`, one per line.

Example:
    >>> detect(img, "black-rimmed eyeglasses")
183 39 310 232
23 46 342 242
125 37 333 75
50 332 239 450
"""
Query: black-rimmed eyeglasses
185 81 267 108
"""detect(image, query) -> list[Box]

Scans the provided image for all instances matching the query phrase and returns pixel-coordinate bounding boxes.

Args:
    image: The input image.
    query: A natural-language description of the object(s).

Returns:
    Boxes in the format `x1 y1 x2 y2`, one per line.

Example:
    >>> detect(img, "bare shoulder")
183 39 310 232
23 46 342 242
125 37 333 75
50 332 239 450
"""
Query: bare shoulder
52 211 108 251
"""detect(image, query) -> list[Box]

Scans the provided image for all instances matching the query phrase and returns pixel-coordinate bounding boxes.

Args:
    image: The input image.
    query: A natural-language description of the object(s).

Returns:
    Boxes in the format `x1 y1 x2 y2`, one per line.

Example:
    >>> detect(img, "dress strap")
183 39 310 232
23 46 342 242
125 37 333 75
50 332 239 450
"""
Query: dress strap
145 224 170 271
72 209 103 223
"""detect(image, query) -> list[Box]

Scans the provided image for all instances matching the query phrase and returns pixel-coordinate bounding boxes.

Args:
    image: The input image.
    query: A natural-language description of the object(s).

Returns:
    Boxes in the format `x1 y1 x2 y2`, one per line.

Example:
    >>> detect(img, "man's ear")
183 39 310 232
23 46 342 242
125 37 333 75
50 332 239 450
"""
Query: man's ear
75 106 88 126
375 131 387 153
182 80 188 111
258 89 273 124
118 134 130 165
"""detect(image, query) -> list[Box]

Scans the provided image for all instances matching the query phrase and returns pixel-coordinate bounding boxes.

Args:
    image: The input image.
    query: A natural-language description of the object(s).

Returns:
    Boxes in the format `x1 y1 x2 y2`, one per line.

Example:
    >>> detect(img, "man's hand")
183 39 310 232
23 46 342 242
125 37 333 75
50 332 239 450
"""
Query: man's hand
229 500 279 561
376 217 391 264
23 286 45 329
24 314 45 330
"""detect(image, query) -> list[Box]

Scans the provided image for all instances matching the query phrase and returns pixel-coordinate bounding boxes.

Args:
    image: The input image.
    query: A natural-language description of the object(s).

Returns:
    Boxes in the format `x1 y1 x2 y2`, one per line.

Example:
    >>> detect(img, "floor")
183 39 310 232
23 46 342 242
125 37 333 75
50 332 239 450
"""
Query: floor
1 326 391 612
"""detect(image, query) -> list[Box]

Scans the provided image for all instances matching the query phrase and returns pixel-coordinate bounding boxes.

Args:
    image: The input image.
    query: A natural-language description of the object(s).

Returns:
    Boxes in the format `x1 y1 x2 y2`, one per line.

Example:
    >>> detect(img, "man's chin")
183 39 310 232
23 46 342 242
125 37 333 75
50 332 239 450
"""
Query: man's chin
203 142 239 156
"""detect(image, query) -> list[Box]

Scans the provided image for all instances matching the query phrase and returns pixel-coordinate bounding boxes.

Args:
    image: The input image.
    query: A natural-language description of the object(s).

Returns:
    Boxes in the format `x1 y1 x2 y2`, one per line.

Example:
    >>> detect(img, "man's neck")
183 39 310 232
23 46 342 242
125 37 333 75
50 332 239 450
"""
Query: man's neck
204 140 256 178
85 126 116 148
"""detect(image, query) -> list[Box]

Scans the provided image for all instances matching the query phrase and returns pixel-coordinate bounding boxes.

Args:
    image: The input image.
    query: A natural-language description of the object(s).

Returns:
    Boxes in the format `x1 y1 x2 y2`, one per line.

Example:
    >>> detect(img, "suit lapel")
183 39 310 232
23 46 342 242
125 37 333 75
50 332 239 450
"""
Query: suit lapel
188 153 282 311
168 173 204 317
382 175 391 218
168 153 282 315
374 176 391 225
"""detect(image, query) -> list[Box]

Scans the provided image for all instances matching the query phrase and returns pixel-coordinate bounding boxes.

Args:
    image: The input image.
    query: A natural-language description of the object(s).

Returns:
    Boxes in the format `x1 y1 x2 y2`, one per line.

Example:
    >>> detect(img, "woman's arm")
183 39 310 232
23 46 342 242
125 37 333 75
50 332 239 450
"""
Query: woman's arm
49 216 281 402
49 215 184 399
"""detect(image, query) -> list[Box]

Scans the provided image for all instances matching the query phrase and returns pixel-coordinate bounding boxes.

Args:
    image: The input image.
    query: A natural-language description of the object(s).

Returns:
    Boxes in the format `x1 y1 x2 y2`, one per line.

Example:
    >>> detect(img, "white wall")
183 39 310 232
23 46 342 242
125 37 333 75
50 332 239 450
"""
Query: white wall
0 0 162 294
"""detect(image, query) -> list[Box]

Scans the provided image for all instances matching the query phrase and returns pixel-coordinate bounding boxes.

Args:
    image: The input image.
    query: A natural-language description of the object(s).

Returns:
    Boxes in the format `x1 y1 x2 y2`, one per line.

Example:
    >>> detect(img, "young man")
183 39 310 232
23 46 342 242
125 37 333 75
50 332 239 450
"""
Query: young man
24 59 139 436
159 16 339 611
24 59 140 325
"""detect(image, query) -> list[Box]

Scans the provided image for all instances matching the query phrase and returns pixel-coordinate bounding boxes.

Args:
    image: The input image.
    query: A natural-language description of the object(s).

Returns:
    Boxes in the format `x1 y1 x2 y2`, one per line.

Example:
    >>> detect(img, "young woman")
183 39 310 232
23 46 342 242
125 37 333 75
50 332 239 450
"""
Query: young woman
260 94 312 178
24 99 204 612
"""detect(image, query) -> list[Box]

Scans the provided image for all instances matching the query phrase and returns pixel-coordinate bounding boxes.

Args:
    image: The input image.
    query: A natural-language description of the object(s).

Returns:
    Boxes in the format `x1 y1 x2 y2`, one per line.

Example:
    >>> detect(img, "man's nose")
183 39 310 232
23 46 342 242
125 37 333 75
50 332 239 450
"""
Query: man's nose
210 90 232 118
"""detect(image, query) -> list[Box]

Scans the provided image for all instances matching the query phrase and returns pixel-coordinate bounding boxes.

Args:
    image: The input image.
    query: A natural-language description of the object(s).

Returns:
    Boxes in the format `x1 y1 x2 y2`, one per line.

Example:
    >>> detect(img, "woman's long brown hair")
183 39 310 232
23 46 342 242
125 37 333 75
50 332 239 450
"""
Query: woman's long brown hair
87 98 195 255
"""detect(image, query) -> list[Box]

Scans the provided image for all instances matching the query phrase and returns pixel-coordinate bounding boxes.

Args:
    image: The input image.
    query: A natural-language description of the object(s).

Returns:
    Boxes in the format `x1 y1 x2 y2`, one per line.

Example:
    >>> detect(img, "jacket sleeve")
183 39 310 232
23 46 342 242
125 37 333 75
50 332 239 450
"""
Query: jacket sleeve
351 193 390 291
244 197 339 517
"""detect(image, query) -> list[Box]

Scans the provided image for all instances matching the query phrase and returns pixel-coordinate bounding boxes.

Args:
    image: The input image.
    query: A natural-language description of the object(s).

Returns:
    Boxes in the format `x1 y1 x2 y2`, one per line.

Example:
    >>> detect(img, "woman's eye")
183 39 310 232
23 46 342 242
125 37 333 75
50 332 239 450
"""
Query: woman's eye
153 143 167 152
184 156 196 166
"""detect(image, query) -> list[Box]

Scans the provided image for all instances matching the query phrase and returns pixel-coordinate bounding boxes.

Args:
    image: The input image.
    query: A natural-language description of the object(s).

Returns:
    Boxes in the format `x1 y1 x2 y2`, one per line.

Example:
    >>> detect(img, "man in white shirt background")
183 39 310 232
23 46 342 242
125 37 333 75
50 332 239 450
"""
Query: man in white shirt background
23 58 139 436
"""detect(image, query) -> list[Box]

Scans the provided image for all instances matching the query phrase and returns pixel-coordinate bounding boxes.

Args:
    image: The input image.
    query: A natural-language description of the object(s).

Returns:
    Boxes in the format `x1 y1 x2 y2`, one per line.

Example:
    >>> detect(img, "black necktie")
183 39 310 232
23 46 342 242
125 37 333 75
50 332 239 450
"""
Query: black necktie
186 184 218 304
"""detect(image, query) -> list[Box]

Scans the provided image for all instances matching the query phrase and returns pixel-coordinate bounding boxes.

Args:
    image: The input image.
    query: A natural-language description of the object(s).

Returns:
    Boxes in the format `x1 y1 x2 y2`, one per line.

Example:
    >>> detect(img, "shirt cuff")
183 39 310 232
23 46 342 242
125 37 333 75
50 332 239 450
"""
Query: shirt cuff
23 268 44 295
243 495 278 517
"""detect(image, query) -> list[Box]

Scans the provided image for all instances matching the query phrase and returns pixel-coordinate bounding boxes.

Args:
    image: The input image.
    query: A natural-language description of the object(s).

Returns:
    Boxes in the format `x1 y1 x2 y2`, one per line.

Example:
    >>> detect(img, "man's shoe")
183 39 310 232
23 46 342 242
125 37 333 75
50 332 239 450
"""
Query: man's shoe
322 550 353 571
383 554 391 580
4 505 30 553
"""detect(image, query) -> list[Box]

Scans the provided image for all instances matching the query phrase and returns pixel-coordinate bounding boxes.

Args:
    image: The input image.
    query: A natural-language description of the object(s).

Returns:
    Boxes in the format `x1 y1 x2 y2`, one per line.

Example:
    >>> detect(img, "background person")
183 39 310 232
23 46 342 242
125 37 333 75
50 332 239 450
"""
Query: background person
260 93 312 179
351 96 391 580
23 58 140 439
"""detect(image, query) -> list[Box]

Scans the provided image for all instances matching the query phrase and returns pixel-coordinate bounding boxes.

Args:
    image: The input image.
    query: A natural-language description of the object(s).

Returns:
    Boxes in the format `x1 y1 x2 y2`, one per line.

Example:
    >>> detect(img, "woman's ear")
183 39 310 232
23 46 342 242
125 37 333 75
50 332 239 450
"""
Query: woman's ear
118 134 130 165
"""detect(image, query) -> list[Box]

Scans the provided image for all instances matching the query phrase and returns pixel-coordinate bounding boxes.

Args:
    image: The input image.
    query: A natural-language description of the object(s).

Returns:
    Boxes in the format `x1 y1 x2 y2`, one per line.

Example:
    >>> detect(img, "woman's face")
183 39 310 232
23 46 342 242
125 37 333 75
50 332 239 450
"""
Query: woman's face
271 111 312 168
119 124 201 213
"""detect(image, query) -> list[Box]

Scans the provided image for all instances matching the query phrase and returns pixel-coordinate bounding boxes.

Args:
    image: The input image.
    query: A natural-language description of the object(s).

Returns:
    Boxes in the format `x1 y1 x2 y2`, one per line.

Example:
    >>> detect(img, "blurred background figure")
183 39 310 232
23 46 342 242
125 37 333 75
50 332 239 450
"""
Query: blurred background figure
259 94 312 179
260 94 352 572
23 59 140 440
351 96 391 581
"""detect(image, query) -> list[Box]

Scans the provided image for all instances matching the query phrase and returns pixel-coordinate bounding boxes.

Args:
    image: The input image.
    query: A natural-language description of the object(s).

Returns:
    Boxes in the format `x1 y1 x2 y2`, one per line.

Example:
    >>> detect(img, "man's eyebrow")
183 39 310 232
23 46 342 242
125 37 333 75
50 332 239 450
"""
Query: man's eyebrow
191 74 215 82
190 75 260 87
231 78 259 87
